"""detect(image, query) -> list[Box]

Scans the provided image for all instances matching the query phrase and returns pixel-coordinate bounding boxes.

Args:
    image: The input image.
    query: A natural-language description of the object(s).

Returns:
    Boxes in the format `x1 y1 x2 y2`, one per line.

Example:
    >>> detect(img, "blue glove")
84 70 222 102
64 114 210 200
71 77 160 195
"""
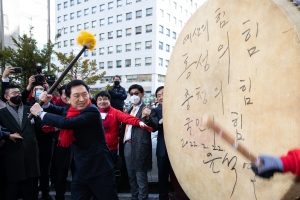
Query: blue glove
251 155 283 178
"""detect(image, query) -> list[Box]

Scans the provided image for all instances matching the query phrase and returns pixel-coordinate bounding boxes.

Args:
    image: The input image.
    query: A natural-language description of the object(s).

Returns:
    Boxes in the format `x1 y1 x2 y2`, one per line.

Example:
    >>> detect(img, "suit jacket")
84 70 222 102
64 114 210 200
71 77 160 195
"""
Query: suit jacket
154 104 167 157
42 104 114 179
0 105 40 182
121 103 158 171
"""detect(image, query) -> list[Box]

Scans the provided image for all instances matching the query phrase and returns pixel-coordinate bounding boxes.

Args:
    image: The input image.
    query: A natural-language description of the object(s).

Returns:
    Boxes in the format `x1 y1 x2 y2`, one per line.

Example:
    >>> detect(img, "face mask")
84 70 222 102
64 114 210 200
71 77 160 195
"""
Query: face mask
130 95 140 105
35 90 43 99
10 95 22 105
114 81 120 86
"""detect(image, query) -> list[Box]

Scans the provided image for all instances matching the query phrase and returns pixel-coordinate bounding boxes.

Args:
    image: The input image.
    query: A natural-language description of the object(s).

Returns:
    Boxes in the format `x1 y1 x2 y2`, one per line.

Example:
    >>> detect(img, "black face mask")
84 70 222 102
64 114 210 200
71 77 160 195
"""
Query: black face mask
114 81 120 86
10 95 22 105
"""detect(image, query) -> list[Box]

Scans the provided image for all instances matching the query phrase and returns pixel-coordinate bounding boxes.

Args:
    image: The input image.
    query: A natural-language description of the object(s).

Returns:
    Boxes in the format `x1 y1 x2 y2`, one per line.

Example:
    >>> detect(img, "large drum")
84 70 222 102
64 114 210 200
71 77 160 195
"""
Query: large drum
164 0 300 199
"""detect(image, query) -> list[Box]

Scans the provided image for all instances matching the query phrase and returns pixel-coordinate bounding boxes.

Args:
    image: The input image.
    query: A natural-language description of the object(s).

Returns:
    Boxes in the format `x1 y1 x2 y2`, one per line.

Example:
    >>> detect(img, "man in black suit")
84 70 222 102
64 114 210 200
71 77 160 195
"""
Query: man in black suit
0 85 40 200
30 80 118 200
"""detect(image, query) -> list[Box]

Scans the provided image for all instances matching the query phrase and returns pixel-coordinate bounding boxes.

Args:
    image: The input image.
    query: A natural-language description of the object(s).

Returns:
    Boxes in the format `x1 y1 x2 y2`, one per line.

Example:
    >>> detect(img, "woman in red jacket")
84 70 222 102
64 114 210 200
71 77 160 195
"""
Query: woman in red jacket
95 91 150 165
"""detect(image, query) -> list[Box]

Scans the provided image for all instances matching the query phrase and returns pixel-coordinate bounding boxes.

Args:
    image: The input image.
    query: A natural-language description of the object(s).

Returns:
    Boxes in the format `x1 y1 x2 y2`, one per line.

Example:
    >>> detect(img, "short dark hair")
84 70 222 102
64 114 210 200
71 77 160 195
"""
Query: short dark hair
95 91 111 101
65 80 89 98
58 84 67 96
155 86 164 97
113 75 121 80
5 85 19 94
128 84 144 94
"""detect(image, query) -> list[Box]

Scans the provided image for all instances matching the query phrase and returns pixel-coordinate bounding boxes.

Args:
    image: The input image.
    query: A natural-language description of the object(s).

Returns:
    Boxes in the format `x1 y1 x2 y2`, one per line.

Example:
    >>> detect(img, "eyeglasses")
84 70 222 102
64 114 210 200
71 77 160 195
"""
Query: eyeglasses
129 92 140 96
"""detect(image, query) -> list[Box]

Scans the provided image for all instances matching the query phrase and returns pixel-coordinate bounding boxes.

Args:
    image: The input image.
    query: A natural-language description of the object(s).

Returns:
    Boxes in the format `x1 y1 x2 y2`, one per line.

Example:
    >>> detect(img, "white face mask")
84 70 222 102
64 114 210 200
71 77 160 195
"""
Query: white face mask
130 95 140 105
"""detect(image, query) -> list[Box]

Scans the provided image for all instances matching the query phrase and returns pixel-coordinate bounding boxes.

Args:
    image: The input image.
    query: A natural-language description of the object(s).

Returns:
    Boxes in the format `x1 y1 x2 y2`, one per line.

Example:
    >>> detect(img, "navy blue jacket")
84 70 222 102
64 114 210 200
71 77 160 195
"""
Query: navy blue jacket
155 104 167 157
42 104 114 179
109 85 127 110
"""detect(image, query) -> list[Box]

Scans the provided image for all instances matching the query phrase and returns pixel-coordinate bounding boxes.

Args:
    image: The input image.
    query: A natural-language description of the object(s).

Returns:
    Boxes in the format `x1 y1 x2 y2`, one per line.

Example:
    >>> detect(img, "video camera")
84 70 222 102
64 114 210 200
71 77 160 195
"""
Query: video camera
33 63 56 86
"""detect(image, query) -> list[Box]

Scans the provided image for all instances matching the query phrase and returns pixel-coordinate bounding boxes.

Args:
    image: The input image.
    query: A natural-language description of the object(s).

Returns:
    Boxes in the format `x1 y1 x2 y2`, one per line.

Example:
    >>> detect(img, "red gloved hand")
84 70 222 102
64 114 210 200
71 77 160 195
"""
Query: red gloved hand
139 122 153 132
42 125 57 133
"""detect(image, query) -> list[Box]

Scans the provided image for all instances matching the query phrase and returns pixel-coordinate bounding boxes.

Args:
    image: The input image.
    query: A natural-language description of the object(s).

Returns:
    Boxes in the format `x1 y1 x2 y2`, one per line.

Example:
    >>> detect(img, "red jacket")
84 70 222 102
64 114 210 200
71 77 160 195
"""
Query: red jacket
100 106 140 151
280 148 300 176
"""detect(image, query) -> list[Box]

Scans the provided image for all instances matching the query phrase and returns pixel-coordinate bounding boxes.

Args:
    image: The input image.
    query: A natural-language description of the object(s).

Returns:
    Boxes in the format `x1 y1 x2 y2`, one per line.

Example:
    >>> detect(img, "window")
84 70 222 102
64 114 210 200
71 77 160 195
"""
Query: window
84 8 89 16
57 16 61 23
57 29 61 34
126 75 137 82
116 45 122 53
180 6 182 13
84 22 89 29
127 74 152 82
64 40 68 47
70 0 74 6
77 10 81 18
117 30 122 38
126 0 132 5
159 41 163 50
179 20 182 27
135 58 141 67
160 9 163 17
108 61 113 69
135 42 141 51
100 19 104 26
116 60 122 68
92 6 96 14
108 17 113 25
146 24 152 33
57 41 61 48
125 59 131 67
92 21 96 28
100 4 105 11
70 12 74 20
145 57 152 65
173 17 176 24
166 28 170 36
84 50 88 57
64 2 68 8
159 25 163 34
145 41 152 49
108 2 113 9
136 0 141 2
77 24 81 31
166 59 169 67
64 53 68 57
146 8 152 16
126 28 131 36
167 13 170 21
117 15 122 23
78 0 81 4
174 2 177 9
64 14 68 21
64 27 68 34
136 10 142 18
166 44 170 52
158 74 165 82
117 0 122 7
92 49 96 56
136 26 141 34
190 0 193 6
173 31 176 39
186 9 188 16
57 3 61 10
159 58 163 66
108 31 113 39
70 26 74 33
99 62 104 69
70 39 74 46
108 46 113 54
126 12 132 20
99 33 105 41
99 47 104 55
126 43 131 51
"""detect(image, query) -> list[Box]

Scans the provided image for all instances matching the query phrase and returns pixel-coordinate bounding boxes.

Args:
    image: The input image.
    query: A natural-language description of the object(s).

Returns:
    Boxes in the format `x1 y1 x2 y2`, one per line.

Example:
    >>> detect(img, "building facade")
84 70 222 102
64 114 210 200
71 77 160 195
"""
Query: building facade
54 0 206 96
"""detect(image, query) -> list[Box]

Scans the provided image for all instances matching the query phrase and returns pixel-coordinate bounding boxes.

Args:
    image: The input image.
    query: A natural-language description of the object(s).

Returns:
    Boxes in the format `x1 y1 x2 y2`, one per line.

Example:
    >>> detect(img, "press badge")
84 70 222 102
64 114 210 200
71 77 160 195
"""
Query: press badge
101 113 107 120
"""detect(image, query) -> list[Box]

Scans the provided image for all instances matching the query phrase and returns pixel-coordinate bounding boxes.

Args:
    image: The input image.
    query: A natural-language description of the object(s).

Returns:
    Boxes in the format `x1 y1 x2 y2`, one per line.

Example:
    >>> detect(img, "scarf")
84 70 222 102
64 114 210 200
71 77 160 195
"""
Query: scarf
58 101 92 147
6 102 24 127
99 106 111 133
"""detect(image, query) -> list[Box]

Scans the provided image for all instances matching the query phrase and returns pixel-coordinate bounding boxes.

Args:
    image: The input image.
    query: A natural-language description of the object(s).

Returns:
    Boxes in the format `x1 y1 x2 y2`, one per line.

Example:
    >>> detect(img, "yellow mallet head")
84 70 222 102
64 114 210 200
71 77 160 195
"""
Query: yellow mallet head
77 30 96 51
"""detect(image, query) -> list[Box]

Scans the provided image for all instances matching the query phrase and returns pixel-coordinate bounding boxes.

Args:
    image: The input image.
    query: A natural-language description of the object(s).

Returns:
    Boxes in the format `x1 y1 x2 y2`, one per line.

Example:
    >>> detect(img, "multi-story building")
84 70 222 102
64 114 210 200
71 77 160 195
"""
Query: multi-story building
54 0 206 97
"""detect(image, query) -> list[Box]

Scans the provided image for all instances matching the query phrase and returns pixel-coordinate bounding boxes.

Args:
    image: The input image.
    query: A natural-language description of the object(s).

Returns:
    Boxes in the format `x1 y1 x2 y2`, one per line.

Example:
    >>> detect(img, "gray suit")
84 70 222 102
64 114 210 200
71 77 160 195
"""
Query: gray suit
122 103 158 200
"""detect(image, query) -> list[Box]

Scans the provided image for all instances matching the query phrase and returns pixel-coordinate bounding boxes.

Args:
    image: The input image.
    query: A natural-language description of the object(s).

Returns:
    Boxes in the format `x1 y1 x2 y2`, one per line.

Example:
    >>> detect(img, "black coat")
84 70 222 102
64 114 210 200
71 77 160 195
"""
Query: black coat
0 106 40 182
42 104 114 179
109 85 127 110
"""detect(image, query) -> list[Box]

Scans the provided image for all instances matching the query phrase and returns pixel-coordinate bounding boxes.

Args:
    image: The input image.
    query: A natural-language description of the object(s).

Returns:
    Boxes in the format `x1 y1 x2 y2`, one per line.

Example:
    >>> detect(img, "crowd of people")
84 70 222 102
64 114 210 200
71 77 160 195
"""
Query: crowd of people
0 67 172 200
